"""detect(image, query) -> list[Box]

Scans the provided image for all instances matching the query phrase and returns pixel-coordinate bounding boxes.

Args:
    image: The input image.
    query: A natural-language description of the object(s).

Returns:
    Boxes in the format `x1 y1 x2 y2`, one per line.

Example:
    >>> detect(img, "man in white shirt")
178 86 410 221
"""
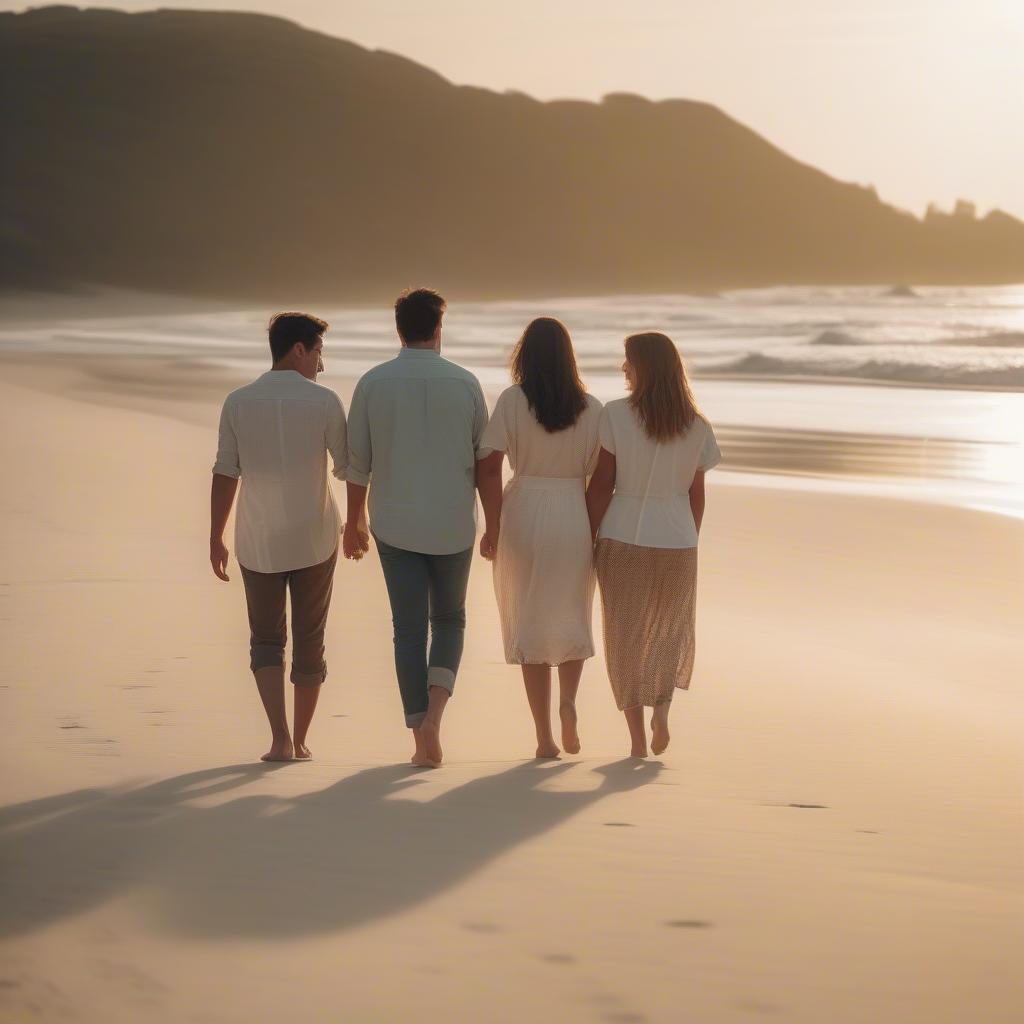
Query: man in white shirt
211 312 351 762
343 289 488 768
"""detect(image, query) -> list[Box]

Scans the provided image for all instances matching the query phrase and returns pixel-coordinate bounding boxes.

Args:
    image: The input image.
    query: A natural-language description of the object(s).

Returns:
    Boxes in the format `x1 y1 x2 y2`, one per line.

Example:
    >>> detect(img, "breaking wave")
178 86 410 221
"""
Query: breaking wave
809 329 1024 349
707 352 1024 389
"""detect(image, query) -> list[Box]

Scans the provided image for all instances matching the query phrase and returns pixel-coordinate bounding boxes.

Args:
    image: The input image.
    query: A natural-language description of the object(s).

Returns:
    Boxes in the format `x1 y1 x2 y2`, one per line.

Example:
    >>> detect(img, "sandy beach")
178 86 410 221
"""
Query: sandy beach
1 355 1021 1024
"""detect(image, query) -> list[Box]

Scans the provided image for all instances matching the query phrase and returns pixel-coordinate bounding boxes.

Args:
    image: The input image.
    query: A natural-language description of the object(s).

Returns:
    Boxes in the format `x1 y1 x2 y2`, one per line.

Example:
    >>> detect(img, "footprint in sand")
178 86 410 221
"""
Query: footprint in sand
583 993 648 1024
665 919 712 929
539 953 576 965
603 821 635 827
59 724 86 730
462 921 502 934
786 803 828 809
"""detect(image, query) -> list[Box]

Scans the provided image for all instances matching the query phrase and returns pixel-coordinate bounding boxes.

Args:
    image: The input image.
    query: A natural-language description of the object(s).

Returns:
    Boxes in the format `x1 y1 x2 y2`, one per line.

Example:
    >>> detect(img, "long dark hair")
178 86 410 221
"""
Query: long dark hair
511 317 588 432
624 332 699 441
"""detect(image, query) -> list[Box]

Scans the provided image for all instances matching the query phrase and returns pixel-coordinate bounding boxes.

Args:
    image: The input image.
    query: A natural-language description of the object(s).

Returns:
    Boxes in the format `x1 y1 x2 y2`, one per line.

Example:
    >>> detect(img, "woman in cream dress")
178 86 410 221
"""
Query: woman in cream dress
476 318 602 758
586 332 721 759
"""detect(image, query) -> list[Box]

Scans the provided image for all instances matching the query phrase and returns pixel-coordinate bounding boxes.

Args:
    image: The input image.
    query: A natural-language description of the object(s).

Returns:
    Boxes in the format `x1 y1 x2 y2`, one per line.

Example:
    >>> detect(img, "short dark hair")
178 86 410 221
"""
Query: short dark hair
394 288 446 344
268 312 328 363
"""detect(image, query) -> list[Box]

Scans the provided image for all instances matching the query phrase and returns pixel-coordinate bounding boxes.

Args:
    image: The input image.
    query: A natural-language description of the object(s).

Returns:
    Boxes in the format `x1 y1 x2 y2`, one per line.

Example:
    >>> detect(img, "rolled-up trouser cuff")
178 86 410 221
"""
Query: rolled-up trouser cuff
427 666 455 694
291 663 326 687
250 643 285 672
405 710 428 728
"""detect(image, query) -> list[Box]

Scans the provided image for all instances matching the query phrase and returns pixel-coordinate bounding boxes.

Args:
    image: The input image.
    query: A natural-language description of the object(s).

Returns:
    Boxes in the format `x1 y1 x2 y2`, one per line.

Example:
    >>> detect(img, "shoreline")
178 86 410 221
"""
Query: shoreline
2 350 1021 521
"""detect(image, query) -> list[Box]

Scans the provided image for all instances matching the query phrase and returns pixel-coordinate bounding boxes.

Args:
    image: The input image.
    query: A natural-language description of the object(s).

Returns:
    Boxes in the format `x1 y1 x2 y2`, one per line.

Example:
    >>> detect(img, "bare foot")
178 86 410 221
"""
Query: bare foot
411 753 441 769
410 726 435 768
294 742 312 760
630 744 648 759
650 706 670 756
559 702 581 754
419 719 443 767
536 741 561 759
261 738 294 762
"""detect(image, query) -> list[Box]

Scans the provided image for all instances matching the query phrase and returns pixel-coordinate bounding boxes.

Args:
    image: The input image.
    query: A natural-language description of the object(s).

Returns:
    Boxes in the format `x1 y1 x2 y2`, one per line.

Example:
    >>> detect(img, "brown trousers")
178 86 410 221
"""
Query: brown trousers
239 548 337 687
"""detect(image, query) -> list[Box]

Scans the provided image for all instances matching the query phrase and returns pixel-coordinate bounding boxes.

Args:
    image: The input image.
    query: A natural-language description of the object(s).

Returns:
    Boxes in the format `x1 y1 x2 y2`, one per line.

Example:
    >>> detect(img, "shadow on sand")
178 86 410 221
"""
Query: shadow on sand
0 758 660 940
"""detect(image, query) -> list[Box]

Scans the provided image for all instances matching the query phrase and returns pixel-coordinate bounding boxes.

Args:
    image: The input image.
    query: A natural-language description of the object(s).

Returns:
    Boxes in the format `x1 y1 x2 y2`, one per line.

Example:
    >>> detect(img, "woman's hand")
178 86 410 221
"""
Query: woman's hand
585 447 616 541
479 530 498 561
342 520 370 561
475 451 503 563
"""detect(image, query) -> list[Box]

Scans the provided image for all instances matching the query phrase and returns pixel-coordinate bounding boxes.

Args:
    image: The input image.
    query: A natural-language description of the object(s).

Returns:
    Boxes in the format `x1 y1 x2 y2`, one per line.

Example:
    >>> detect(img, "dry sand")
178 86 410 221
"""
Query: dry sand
0 358 1021 1023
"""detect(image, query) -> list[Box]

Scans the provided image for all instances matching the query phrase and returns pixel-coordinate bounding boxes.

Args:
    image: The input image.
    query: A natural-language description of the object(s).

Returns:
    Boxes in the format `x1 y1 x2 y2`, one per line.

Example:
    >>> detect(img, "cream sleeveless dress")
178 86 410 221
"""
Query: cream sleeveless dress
478 387 602 665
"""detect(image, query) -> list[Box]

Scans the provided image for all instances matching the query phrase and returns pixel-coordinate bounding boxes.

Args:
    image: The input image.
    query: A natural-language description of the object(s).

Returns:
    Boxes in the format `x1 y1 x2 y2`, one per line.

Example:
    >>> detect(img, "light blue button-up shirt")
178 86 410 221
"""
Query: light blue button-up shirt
346 348 489 555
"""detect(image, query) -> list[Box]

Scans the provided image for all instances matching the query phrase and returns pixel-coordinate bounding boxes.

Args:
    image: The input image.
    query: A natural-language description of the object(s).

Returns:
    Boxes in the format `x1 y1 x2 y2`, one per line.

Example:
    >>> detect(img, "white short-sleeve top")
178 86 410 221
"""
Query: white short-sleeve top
478 386 603 478
213 370 348 573
597 398 721 549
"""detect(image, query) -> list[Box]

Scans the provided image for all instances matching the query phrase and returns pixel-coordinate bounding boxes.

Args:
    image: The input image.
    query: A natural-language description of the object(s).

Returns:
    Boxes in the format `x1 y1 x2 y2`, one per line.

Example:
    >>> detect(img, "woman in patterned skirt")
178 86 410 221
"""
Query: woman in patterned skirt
585 332 721 758
476 318 602 758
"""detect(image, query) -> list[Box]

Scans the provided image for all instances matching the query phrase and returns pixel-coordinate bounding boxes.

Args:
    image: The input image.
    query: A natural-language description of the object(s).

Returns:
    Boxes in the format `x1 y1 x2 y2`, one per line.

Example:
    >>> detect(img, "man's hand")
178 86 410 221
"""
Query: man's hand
479 531 498 561
342 521 370 561
210 538 231 581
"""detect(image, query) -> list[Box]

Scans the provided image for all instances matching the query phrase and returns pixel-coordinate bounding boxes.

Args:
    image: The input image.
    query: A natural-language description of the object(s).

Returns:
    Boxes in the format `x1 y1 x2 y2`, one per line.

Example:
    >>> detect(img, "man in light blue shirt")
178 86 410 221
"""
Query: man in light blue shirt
343 288 488 767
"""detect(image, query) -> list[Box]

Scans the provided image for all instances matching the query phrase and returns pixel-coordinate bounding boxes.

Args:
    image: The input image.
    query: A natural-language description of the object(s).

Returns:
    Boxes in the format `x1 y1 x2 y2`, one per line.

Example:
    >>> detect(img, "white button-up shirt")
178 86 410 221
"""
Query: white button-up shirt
346 348 488 555
597 398 721 549
213 370 348 573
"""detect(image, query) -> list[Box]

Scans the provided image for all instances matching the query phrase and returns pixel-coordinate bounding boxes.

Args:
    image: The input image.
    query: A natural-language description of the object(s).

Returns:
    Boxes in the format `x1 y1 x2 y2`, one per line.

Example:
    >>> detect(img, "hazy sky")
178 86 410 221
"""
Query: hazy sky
9 1 1024 219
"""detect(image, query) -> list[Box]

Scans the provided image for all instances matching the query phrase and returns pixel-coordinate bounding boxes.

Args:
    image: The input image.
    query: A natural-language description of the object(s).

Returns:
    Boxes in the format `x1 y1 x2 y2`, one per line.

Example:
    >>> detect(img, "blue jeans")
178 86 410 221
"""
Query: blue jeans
374 536 474 728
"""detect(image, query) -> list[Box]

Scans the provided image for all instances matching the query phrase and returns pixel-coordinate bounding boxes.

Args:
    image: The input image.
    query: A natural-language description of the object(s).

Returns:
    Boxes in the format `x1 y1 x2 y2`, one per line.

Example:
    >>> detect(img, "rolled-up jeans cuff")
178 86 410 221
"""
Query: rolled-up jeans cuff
427 666 455 695
250 644 285 672
290 664 327 687
406 710 428 729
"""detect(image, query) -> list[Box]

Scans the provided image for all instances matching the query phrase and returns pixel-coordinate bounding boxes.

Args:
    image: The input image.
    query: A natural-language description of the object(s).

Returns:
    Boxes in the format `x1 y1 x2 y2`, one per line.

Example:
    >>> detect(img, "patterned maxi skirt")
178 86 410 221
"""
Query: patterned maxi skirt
594 539 698 709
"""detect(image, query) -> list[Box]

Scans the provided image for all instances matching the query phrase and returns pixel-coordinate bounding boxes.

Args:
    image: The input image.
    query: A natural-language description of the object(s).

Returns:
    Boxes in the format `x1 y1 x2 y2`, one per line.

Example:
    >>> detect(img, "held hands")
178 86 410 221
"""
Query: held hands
210 538 230 581
479 530 498 561
342 520 370 561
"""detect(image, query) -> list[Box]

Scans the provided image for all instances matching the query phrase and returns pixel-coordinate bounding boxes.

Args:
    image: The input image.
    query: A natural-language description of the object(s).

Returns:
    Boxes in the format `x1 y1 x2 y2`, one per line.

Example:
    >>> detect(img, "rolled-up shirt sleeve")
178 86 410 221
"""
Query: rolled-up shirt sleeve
212 397 241 478
327 392 348 481
471 380 489 454
345 381 372 486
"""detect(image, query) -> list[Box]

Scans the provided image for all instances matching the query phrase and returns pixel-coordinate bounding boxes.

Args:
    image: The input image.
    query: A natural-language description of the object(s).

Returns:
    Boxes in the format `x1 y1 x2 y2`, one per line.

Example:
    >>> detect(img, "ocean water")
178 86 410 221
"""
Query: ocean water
2 285 1022 516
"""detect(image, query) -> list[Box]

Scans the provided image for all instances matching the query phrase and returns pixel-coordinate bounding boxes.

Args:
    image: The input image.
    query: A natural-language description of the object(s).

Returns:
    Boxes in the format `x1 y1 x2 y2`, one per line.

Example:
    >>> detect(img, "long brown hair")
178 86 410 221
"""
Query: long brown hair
511 317 588 432
624 332 699 441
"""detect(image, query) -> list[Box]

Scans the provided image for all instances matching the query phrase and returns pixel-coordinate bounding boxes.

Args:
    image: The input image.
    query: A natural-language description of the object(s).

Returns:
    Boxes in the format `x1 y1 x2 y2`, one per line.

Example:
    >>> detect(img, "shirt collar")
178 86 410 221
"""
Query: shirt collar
259 369 308 381
397 347 440 359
